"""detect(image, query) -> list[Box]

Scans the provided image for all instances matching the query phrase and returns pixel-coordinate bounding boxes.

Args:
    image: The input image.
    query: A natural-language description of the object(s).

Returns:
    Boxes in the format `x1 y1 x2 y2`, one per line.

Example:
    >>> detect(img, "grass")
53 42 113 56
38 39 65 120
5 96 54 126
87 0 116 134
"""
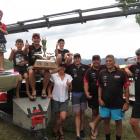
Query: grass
0 103 137 140
47 105 136 140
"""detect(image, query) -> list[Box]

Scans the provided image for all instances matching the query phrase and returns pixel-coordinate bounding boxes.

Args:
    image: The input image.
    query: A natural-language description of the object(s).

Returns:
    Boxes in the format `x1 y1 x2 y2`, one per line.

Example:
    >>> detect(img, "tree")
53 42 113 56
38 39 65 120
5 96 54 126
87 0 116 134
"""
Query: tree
116 0 140 25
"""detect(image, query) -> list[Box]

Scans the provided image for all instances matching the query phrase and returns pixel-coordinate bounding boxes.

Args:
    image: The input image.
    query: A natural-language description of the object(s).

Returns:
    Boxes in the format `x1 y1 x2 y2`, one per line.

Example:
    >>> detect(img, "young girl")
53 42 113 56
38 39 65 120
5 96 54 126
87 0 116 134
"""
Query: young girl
0 10 8 71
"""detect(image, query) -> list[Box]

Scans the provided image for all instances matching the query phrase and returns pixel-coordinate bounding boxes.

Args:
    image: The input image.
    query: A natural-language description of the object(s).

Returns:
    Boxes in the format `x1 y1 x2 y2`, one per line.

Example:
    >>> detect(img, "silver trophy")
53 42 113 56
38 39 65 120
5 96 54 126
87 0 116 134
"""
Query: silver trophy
41 38 47 57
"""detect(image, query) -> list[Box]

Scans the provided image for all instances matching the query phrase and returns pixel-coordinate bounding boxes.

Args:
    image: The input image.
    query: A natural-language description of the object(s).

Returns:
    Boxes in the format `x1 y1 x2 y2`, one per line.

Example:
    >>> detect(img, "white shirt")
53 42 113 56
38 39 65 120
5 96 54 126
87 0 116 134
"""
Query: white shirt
51 73 73 102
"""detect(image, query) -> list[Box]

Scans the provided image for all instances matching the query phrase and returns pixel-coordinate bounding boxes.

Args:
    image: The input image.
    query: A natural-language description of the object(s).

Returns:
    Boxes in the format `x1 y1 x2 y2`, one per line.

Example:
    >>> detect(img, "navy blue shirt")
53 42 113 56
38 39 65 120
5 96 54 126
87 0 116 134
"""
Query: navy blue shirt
66 63 89 92
98 68 128 108
84 65 106 96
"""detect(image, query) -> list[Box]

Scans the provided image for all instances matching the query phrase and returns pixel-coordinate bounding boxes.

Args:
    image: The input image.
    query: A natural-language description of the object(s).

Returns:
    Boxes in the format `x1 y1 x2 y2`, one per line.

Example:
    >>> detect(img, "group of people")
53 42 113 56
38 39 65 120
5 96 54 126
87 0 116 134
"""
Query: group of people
0 9 140 140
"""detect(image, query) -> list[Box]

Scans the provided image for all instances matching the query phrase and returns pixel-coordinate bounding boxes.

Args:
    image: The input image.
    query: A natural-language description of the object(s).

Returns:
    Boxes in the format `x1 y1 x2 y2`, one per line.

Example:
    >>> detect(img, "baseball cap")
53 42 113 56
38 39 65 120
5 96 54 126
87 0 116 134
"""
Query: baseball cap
92 55 100 61
32 33 40 39
74 53 81 58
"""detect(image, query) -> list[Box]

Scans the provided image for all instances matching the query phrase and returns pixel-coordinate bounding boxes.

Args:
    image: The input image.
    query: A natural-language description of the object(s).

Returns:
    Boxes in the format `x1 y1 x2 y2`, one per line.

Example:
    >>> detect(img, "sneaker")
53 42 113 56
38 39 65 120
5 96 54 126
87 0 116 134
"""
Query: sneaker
76 136 82 140
80 130 85 138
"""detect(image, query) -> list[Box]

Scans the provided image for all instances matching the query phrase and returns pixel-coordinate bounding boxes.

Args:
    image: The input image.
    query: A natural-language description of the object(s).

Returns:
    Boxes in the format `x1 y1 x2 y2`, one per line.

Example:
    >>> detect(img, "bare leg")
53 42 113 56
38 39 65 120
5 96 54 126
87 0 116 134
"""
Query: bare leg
59 111 67 137
75 111 81 137
104 118 110 136
53 112 67 136
0 52 4 70
80 110 85 131
16 74 22 98
42 70 50 97
115 120 122 139
28 68 36 97
130 118 140 140
89 109 100 138
23 73 30 97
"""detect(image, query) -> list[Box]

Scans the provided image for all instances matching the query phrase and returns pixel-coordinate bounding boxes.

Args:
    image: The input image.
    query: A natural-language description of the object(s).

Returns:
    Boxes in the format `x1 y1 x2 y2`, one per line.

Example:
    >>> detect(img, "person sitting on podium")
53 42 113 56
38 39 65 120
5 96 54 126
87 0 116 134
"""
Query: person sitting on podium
25 33 50 101
55 38 72 66
9 39 30 98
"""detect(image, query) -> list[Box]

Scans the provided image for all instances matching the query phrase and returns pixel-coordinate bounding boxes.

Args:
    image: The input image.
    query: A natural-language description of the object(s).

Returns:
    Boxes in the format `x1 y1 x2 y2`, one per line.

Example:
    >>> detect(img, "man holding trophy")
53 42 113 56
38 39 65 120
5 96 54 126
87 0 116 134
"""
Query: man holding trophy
25 33 50 100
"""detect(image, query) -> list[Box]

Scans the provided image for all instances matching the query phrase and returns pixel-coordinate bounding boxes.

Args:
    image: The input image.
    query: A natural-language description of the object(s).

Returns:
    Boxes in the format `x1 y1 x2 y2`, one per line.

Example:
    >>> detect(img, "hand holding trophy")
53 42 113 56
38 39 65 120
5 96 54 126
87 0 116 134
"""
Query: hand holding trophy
41 38 47 57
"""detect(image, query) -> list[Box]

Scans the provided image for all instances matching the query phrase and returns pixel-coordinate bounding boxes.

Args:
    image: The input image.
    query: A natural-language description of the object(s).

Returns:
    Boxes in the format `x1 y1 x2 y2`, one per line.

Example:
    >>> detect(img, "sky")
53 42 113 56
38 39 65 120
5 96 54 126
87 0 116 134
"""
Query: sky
1 0 140 59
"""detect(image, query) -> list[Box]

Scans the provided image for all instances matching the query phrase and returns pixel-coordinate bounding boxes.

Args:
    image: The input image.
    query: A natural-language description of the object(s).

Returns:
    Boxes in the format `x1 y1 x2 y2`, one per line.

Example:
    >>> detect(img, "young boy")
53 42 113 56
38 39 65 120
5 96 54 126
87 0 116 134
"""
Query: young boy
55 39 72 65
0 10 8 71
9 39 30 98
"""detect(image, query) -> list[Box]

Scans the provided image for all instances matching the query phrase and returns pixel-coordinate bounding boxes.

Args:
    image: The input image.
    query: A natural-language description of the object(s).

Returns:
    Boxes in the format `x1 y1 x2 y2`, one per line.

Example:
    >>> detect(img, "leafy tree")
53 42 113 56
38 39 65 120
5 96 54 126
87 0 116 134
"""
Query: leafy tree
116 0 140 25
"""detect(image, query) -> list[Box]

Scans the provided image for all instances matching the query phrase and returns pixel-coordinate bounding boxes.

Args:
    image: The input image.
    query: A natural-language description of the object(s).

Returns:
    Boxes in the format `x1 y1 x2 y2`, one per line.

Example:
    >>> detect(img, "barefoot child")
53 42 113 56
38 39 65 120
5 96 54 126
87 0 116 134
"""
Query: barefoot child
9 39 30 98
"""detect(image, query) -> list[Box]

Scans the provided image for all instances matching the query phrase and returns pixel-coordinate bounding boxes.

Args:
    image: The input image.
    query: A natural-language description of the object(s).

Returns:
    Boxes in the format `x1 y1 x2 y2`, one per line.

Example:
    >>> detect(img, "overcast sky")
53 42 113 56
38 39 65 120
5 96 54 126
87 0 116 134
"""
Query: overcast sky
1 0 140 59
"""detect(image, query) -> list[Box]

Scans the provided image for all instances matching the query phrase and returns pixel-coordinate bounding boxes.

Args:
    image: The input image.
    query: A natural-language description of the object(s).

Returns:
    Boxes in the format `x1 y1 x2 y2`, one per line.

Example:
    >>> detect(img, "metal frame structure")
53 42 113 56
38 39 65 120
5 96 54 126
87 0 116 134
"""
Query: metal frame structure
7 2 140 34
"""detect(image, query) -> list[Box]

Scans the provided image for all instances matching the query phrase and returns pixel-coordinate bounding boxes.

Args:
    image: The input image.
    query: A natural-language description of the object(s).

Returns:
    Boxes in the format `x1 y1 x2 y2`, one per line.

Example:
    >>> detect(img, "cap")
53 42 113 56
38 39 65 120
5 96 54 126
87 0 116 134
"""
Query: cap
32 33 40 39
74 53 81 58
135 48 140 56
92 55 100 61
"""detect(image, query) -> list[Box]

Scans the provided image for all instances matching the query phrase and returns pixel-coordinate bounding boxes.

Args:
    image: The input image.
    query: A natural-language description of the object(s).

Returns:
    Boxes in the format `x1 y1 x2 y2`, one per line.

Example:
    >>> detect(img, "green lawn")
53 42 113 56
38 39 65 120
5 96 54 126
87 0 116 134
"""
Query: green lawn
0 105 137 140
46 105 136 140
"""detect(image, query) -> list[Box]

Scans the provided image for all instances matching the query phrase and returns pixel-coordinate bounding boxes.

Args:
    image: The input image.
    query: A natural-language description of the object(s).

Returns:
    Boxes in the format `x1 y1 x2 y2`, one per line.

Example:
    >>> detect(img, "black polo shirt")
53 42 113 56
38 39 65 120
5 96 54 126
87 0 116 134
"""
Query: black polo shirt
84 65 106 96
129 63 140 102
98 68 128 108
66 63 89 92
28 44 42 66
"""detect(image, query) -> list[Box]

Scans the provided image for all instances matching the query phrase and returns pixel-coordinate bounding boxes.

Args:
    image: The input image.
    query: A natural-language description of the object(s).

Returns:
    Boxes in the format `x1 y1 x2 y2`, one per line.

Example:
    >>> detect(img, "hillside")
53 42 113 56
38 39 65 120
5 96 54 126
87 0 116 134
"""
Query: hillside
4 58 126 70
82 58 126 65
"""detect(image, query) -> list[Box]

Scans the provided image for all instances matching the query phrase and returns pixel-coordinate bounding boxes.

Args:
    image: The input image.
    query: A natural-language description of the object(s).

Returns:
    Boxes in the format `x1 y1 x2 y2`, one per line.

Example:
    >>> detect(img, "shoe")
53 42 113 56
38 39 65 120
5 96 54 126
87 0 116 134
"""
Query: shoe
76 136 82 140
80 130 85 138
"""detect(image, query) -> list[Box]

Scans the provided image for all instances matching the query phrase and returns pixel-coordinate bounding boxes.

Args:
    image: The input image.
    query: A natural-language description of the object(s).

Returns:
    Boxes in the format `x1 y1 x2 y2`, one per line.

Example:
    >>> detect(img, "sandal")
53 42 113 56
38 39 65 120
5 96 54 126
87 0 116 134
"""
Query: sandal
91 134 96 140
29 95 36 101
53 130 59 140
59 134 65 140
89 122 98 140
29 91 36 101
41 90 47 99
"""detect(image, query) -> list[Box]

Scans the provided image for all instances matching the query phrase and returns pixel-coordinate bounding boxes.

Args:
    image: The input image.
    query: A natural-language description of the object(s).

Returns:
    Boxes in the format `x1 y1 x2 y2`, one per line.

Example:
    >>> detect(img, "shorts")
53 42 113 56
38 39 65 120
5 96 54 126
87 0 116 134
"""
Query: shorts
52 99 68 113
14 67 27 76
28 66 50 80
88 95 99 109
72 92 87 113
131 102 140 118
0 43 6 53
99 106 124 121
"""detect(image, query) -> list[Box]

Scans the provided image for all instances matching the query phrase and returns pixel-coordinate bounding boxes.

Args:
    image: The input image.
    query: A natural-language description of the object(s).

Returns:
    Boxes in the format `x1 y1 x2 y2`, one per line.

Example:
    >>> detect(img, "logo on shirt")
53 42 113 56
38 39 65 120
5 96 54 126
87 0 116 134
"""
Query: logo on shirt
82 68 86 71
73 68 77 78
135 69 140 80
103 75 108 87
114 75 121 79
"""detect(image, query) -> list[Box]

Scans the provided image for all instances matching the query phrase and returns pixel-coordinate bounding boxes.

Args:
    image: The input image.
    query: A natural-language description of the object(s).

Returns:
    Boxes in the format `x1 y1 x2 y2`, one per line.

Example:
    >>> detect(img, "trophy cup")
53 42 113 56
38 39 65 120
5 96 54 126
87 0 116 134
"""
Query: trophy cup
41 38 47 58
